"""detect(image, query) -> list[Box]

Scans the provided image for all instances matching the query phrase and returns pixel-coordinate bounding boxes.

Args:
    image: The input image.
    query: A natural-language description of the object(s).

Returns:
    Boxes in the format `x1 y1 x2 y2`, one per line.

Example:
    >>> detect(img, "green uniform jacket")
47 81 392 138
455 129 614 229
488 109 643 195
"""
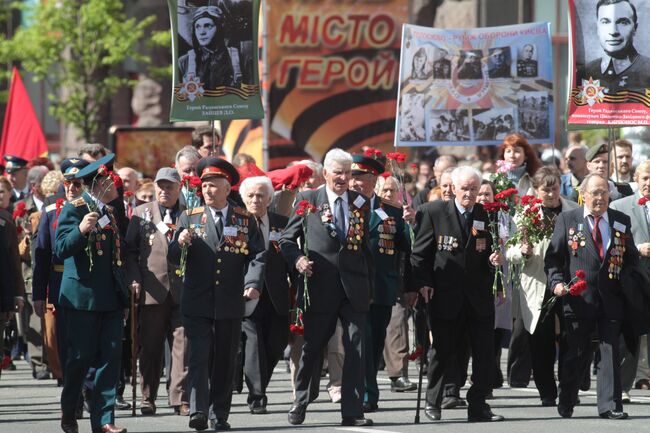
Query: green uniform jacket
369 197 411 306
54 192 128 311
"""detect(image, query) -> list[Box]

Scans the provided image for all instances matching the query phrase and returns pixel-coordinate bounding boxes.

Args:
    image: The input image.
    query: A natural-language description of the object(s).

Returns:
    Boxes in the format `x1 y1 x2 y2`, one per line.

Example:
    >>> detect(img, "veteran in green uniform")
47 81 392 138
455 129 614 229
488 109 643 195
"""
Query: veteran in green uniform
55 154 128 433
348 152 413 412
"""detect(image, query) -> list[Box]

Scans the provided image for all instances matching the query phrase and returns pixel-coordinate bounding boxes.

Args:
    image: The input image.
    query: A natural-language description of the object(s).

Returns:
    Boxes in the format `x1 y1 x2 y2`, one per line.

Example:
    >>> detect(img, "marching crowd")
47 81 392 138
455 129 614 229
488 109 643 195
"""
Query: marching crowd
1 129 650 433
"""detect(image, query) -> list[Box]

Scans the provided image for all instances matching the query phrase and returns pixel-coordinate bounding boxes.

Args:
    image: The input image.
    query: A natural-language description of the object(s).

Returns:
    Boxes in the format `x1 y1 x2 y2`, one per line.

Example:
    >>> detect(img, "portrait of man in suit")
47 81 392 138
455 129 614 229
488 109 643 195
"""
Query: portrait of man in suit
576 0 650 94
545 173 639 420
457 50 484 80
433 48 452 79
280 148 374 428
488 47 512 79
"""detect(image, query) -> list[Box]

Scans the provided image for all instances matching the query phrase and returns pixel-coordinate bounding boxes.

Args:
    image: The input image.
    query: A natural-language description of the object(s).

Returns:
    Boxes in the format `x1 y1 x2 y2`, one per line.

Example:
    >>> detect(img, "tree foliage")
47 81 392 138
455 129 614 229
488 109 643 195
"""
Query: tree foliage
0 0 164 142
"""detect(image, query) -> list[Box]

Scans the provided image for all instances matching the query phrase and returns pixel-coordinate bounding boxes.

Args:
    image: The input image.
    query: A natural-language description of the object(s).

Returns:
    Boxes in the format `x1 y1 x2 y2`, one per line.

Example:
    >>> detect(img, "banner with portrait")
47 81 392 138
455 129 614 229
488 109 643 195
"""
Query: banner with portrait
168 0 263 122
567 0 650 127
266 0 408 169
395 22 554 147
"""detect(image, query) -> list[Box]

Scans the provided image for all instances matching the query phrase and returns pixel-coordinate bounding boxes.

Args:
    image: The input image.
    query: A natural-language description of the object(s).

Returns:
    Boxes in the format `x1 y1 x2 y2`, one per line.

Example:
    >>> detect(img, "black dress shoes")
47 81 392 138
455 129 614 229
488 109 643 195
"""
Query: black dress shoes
363 402 378 413
390 377 417 392
250 401 268 414
557 406 573 418
288 404 306 425
140 400 156 415
441 396 466 409
541 398 556 407
468 408 505 422
189 412 208 431
341 417 373 426
424 406 441 421
61 413 79 433
599 410 628 420
210 418 231 430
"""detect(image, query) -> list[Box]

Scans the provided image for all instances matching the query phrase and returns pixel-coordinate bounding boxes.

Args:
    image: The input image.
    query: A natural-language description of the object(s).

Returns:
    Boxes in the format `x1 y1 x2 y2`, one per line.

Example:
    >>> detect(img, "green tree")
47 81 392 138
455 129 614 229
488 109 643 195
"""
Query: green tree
0 0 164 142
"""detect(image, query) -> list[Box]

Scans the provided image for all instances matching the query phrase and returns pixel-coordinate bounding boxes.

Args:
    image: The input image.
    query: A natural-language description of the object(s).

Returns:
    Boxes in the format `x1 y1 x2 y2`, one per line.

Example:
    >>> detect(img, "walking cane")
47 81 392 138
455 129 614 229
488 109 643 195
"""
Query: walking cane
414 341 425 423
130 289 138 417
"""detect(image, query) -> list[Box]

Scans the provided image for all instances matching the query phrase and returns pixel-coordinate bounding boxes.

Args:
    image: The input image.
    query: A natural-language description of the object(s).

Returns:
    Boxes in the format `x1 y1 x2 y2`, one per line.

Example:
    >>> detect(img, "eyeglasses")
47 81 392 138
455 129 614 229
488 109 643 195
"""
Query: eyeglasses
64 180 82 188
586 190 608 198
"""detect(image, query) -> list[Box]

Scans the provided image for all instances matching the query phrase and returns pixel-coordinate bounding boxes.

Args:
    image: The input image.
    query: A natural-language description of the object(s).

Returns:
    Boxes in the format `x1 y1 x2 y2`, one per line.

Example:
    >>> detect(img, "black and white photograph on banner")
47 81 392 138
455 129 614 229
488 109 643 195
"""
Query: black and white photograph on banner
517 91 550 138
516 43 538 77
398 93 426 142
573 0 650 94
429 109 470 142
472 107 516 141
456 50 484 80
408 46 433 81
176 1 254 90
433 47 452 79
488 47 512 78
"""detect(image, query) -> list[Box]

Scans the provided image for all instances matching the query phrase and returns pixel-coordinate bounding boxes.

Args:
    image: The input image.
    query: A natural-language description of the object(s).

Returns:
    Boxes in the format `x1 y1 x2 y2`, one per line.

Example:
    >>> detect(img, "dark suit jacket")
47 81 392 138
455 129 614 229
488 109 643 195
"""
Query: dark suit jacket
369 197 411 306
126 201 185 306
54 192 128 311
32 202 64 304
0 209 25 299
410 199 495 320
0 219 16 312
169 200 266 320
544 207 639 320
279 187 374 314
257 212 293 315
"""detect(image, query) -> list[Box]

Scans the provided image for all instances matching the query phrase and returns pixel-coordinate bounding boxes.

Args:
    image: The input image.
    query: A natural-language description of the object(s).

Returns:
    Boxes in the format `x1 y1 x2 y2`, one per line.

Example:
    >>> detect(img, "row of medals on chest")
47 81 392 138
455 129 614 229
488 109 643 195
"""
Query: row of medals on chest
378 217 397 255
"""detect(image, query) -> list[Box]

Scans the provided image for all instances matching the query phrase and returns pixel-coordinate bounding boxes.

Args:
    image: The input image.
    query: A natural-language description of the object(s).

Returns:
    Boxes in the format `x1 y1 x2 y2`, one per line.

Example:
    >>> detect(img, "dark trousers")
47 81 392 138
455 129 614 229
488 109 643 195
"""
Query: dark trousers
183 315 241 421
510 314 558 400
559 317 622 414
294 299 366 419
60 308 123 429
443 333 470 398
364 304 392 405
139 297 188 406
507 317 532 386
55 306 68 379
426 301 494 412
242 296 288 407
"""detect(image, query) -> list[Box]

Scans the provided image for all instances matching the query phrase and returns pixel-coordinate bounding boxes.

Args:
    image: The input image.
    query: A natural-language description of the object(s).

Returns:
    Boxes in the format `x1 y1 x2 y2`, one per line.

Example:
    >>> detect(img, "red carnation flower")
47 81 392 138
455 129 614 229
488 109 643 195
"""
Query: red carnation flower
124 191 134 198
189 176 202 189
408 345 424 361
97 164 108 176
290 324 304 336
575 269 586 280
110 172 123 189
569 280 587 296
639 197 649 206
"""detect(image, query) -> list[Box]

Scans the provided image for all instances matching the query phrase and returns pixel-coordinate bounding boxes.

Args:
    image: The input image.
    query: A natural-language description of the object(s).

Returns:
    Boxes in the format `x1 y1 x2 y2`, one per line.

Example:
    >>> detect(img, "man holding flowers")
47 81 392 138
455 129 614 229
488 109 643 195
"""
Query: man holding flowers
280 148 374 427
410 166 505 423
545 173 639 420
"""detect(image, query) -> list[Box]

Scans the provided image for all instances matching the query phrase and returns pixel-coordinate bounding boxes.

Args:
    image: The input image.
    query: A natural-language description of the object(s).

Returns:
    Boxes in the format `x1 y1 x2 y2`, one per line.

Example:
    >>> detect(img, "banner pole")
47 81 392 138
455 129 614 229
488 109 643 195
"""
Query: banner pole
262 0 270 171
608 126 618 181
211 119 217 157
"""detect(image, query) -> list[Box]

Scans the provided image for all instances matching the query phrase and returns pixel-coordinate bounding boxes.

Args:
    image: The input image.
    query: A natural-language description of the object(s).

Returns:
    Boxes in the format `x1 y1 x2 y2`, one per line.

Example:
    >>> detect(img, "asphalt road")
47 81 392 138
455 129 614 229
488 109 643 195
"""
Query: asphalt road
1 356 650 433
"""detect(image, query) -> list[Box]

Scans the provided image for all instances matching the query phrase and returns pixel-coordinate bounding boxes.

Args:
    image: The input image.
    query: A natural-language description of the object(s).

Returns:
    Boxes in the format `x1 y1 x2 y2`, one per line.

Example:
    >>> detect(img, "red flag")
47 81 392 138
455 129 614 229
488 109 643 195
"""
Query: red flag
0 67 48 161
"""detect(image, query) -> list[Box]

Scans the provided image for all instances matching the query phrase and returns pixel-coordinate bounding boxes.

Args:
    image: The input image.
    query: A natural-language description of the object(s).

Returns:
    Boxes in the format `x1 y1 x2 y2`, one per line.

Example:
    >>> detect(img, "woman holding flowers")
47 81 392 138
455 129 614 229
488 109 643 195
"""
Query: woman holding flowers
497 133 542 196
506 167 577 406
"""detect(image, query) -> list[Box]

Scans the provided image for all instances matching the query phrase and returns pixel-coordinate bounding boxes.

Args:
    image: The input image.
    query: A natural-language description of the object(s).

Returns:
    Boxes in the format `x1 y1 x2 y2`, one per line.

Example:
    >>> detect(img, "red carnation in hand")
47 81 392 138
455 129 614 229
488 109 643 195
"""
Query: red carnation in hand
110 172 123 189
189 176 202 189
569 280 587 296
639 197 649 206
97 164 108 176
290 324 304 336
575 269 586 280
12 201 27 219
408 345 424 361
124 191 134 198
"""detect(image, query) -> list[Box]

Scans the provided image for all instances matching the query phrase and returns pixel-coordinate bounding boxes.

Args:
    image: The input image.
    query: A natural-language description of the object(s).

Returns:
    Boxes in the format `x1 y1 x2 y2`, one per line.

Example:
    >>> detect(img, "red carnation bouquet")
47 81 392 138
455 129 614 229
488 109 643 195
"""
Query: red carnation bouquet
12 201 28 236
483 201 510 295
176 175 203 278
290 200 318 336
540 269 587 322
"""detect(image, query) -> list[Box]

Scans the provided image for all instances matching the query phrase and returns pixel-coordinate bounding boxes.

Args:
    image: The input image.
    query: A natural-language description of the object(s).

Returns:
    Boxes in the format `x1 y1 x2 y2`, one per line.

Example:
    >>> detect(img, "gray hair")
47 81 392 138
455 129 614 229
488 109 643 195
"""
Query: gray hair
434 154 457 170
374 175 400 196
239 176 274 199
78 143 108 159
323 148 352 171
175 145 201 166
27 165 49 187
450 166 481 188
580 173 608 194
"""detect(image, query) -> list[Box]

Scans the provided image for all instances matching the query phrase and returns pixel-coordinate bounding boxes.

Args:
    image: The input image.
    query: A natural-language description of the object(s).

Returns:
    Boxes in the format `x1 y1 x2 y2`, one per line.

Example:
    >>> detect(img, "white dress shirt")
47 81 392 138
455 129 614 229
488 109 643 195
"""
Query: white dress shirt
584 207 611 251
325 186 349 234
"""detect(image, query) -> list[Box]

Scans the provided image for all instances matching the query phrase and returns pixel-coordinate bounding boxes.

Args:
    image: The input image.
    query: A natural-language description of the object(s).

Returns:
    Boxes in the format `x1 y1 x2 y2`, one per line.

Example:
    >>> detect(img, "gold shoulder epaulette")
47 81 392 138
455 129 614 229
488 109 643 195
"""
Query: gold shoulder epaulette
234 206 250 216
187 206 204 216
71 198 86 207
380 197 402 210
45 203 57 213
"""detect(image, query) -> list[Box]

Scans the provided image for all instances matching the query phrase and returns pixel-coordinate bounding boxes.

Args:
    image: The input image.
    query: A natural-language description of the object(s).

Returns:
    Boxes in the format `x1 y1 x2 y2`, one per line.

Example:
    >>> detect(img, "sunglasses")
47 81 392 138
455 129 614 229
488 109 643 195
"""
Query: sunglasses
64 180 82 188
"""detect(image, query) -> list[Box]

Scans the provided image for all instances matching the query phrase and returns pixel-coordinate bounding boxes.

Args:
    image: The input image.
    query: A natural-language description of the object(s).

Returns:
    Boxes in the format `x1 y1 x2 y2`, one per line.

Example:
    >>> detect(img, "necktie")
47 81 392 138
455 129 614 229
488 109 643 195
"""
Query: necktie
462 211 471 236
335 197 346 240
591 215 604 260
257 217 268 248
215 210 224 239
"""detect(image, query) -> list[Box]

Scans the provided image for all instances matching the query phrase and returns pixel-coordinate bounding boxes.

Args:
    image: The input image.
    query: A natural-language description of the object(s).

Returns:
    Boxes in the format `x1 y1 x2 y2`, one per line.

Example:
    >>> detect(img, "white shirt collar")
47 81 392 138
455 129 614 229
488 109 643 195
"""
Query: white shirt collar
583 206 609 223
87 193 106 211
209 204 229 222
325 185 348 205
454 199 473 215
33 195 44 212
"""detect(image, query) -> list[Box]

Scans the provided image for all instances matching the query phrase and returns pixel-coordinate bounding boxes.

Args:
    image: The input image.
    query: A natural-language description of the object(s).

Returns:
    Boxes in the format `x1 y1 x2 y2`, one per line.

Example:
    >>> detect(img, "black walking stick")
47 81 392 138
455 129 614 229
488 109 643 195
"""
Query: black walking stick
131 289 138 417
414 346 425 423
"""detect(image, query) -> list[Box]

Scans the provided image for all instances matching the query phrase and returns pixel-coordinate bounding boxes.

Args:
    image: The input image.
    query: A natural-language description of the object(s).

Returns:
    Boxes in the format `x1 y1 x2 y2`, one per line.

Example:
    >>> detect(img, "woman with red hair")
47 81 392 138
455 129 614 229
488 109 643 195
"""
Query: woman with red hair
497 133 542 195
